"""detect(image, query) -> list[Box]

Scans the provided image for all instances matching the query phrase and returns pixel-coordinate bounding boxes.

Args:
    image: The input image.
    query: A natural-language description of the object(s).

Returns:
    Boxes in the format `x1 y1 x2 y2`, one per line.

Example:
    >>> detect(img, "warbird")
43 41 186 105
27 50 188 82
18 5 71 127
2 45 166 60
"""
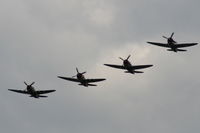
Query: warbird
58 68 106 87
8 82 56 98
104 55 153 74
147 32 198 52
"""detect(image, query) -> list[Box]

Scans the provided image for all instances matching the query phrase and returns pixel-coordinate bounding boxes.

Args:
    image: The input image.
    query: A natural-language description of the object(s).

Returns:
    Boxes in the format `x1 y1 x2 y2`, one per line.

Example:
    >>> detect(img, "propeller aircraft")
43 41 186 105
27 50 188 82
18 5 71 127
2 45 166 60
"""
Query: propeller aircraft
104 55 153 74
8 82 56 98
147 32 198 52
58 68 106 87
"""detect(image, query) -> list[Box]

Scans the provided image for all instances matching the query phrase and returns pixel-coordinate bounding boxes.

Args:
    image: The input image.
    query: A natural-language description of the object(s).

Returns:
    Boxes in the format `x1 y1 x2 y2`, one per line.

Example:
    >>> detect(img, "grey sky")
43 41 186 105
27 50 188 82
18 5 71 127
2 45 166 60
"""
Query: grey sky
0 0 200 133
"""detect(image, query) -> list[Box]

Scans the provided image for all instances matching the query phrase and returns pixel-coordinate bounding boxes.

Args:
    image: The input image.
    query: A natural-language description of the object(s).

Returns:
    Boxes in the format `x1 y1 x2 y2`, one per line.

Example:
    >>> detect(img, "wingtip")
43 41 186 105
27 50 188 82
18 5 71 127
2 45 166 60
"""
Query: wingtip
147 41 153 44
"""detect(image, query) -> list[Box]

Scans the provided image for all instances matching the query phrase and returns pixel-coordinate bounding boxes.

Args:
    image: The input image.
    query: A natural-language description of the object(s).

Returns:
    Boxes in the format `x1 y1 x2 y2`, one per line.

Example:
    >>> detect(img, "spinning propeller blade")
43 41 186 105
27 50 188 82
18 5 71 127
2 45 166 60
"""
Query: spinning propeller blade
73 68 86 77
163 32 175 40
81 72 86 75
76 68 79 73
24 81 35 86
119 55 131 61
162 36 168 39
127 55 131 60
30 82 35 86
24 81 28 86
119 57 124 61
171 32 174 38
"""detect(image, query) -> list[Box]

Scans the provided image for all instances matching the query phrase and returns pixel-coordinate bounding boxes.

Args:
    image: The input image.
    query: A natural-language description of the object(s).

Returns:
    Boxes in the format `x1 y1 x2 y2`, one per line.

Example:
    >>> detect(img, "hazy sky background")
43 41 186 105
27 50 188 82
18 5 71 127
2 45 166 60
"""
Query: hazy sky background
0 0 200 133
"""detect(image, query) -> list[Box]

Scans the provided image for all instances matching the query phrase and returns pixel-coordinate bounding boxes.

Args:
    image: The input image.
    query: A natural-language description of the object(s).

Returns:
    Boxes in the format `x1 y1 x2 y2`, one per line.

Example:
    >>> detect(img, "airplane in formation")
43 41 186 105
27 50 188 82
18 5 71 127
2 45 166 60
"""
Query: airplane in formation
58 68 106 87
8 82 56 98
147 32 198 52
104 55 153 74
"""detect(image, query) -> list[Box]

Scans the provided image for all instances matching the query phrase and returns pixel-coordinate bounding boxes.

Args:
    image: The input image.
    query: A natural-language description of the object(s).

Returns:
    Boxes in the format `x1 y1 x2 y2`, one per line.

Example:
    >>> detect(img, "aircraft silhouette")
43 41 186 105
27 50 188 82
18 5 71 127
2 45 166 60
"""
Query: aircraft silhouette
8 82 56 98
58 68 106 87
104 55 153 74
147 32 198 52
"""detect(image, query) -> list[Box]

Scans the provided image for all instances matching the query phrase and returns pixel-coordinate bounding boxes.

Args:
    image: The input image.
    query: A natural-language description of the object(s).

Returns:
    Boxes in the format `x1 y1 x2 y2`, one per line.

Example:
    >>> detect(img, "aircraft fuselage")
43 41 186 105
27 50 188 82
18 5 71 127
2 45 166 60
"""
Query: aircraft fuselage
167 38 180 52
123 60 134 73
27 86 40 98
77 73 89 87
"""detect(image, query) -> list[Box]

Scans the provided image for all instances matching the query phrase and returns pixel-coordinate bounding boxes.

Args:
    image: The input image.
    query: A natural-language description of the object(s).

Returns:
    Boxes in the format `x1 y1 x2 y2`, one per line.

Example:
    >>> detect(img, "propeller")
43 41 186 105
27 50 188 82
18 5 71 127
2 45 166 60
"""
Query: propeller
119 57 124 61
162 36 168 39
30 82 35 86
126 55 131 60
24 81 28 86
119 55 131 61
162 32 174 40
76 67 79 73
170 32 174 38
24 81 35 86
72 68 86 77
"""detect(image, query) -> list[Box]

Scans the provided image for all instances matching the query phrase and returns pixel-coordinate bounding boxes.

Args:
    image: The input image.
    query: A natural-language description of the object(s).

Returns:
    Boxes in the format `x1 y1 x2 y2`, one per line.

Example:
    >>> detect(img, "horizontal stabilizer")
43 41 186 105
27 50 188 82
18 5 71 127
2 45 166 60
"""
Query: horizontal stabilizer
78 83 97 87
88 84 97 86
167 49 187 52
39 95 48 98
134 71 144 73
177 49 187 52
167 49 173 51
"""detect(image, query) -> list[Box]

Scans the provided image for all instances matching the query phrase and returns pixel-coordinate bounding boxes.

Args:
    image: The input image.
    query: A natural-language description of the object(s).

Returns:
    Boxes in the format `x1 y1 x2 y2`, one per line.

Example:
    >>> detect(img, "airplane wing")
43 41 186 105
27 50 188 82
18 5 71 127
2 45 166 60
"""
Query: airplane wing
86 78 106 83
174 43 198 48
147 42 170 48
104 64 125 69
36 90 56 94
8 89 29 94
58 76 80 82
132 65 153 70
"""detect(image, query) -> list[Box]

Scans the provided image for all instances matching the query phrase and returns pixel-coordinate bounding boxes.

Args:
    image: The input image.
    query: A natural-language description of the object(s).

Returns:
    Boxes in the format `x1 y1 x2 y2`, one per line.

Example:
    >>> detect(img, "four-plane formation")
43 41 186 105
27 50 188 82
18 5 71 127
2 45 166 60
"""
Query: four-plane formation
8 33 198 98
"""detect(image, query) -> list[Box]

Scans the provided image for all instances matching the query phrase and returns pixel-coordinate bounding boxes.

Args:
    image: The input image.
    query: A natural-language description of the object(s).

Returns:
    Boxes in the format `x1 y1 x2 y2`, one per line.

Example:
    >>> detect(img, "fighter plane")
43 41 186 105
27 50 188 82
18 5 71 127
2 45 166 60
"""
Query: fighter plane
58 68 106 87
8 82 56 98
147 32 198 52
104 55 153 74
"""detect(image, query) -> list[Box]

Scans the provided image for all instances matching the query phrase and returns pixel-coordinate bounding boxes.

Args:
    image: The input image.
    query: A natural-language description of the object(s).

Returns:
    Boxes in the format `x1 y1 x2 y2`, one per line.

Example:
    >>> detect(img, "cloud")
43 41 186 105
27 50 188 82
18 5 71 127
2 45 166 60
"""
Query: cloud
0 0 200 133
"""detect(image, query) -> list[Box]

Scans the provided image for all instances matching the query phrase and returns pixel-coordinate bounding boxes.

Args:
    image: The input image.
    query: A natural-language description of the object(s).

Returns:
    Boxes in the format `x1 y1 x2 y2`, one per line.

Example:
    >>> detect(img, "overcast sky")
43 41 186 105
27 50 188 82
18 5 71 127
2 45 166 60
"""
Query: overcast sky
1 0 200 133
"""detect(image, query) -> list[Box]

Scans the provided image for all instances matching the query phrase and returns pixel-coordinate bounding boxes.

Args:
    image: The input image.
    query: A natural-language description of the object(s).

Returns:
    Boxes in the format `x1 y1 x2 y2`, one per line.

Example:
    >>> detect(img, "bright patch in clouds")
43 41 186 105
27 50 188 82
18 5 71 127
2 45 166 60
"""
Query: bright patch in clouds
90 43 152 79
83 0 116 26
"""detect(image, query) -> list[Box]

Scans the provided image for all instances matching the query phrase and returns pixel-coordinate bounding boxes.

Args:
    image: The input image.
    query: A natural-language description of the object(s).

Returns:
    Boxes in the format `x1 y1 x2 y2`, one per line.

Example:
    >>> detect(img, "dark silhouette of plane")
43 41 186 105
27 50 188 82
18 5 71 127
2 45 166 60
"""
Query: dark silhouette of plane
8 82 56 98
104 55 153 74
147 32 198 52
58 68 106 87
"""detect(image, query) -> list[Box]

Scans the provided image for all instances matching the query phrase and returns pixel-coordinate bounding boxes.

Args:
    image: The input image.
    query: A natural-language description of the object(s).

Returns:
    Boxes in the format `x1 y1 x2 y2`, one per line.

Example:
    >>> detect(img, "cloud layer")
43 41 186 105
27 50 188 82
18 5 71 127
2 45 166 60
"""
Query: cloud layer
0 0 200 133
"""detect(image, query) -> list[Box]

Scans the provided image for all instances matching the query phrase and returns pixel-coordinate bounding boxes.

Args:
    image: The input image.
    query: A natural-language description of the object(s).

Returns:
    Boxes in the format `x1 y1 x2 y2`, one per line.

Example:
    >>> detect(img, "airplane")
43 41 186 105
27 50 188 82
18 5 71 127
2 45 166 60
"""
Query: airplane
147 32 198 52
104 55 153 74
58 68 106 87
8 82 56 98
